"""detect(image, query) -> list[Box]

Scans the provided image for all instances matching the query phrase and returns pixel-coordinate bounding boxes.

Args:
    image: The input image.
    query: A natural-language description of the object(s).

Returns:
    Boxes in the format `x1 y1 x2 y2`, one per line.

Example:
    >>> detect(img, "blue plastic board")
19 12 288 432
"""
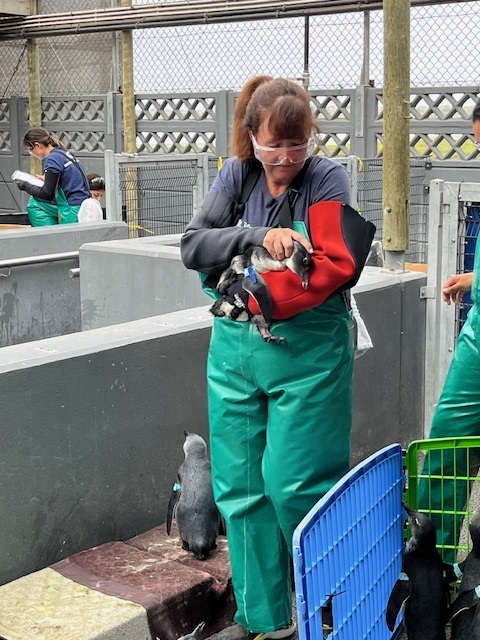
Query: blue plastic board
459 204 480 328
293 444 405 640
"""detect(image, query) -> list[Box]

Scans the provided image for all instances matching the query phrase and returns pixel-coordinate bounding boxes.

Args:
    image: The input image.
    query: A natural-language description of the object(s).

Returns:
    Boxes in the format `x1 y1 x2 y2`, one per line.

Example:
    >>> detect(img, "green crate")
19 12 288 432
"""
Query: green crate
404 436 480 561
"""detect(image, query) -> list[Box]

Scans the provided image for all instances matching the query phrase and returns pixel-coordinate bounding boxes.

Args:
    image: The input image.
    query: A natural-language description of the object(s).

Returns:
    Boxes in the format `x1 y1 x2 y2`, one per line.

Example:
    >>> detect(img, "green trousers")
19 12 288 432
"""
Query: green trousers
27 187 80 226
207 298 354 633
419 304 480 561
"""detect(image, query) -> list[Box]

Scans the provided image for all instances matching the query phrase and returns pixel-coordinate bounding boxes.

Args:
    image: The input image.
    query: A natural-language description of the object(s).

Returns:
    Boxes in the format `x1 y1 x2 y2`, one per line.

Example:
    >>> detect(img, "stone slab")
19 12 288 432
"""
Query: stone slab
53 540 227 640
0 566 151 640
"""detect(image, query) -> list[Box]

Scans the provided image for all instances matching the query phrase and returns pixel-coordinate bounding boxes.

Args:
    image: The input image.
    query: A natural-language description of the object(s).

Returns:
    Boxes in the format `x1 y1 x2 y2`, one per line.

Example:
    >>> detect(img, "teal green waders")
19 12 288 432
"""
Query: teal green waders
27 187 80 226
419 240 480 561
208 297 354 633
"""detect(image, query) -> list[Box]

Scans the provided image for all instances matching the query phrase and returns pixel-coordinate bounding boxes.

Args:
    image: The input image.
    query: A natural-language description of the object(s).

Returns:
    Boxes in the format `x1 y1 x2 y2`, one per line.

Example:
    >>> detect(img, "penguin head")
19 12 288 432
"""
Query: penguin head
285 239 312 288
469 507 480 551
183 432 208 457
403 502 437 553
175 621 206 640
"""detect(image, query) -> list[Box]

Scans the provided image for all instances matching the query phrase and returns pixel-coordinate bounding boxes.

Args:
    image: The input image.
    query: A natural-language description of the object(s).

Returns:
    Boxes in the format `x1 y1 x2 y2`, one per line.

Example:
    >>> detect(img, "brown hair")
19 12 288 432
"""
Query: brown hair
23 127 63 150
230 76 319 160
88 173 105 191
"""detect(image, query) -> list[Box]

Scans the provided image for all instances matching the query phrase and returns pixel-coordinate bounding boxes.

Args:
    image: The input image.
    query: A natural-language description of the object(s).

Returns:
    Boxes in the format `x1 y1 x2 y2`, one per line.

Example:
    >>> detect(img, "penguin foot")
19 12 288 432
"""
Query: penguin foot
251 316 285 344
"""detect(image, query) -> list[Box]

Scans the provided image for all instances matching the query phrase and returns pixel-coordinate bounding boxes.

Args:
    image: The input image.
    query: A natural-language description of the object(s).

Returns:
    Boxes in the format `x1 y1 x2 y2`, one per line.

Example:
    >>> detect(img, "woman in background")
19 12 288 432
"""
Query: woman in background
16 127 90 226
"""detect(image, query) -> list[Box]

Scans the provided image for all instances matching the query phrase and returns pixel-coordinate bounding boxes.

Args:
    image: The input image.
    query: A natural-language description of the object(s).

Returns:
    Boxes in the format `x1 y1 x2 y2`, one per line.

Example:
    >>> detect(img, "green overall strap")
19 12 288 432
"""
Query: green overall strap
276 157 312 229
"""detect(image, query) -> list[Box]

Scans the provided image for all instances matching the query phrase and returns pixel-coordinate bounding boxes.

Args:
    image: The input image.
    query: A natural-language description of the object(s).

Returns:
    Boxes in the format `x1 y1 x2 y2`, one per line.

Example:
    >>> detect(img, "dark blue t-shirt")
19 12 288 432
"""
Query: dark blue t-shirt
44 148 90 206
210 156 351 229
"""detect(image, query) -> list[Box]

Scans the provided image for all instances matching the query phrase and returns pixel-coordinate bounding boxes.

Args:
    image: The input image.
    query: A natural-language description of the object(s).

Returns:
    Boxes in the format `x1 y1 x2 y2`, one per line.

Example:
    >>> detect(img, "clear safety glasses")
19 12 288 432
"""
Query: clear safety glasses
250 134 316 165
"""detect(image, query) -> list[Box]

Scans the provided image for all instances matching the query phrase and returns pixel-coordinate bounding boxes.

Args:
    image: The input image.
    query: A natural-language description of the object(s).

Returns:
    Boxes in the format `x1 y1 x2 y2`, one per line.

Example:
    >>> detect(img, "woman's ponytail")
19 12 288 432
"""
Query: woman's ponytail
230 75 272 160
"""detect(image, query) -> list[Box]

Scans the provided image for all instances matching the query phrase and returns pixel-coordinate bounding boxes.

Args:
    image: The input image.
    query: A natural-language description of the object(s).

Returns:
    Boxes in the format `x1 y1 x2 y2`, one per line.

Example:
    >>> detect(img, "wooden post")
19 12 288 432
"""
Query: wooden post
121 0 139 236
382 0 410 271
121 0 136 155
27 0 42 176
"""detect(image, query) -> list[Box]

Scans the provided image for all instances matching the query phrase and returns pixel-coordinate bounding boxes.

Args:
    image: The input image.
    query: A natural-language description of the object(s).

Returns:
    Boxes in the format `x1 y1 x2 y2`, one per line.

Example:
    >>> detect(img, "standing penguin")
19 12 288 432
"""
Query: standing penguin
448 508 480 639
386 502 453 640
166 432 222 560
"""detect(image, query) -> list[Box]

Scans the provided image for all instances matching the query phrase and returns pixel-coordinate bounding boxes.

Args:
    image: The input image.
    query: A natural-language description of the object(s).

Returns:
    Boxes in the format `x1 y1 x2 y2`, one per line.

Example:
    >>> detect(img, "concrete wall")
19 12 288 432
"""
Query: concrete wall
79 234 210 330
0 268 426 586
0 222 128 347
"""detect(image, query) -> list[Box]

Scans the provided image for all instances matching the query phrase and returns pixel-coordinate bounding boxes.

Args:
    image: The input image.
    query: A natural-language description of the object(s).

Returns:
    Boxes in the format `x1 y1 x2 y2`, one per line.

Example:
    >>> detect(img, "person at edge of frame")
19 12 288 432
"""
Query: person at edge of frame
15 127 90 226
88 173 106 220
180 75 362 640
418 98 480 563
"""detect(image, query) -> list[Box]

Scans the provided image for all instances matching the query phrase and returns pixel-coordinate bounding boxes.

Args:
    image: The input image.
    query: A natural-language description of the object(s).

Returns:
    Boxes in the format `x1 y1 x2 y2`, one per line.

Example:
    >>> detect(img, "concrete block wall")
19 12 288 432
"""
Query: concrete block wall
0 268 426 586
79 234 210 330
0 222 128 346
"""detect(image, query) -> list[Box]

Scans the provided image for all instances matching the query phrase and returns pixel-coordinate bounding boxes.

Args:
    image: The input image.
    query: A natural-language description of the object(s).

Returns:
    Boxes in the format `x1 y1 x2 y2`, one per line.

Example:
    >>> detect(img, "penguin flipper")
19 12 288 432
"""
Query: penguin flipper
166 482 181 535
386 578 411 631
448 587 480 621
443 561 463 583
242 273 273 325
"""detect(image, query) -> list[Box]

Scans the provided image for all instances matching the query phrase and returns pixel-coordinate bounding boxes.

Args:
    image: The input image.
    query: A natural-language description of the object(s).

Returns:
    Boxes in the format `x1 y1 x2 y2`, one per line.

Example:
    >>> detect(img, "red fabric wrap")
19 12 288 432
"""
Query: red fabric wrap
248 201 371 320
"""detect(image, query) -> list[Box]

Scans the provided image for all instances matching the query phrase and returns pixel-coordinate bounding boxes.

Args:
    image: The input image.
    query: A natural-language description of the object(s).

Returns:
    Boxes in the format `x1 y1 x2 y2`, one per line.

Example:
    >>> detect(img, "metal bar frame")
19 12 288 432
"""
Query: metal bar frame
0 0 476 40
424 179 480 435
104 151 212 222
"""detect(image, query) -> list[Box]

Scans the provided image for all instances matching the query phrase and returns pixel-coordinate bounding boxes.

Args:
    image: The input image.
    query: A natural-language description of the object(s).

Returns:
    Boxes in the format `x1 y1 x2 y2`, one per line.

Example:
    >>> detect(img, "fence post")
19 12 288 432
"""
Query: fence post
105 91 116 151
382 0 410 270
215 90 231 158
193 154 210 216
345 156 359 208
105 149 122 222
424 179 457 435
354 85 368 160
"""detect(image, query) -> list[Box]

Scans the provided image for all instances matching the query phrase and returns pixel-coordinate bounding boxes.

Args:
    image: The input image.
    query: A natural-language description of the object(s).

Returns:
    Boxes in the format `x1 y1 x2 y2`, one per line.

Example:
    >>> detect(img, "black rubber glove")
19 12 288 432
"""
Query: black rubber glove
221 276 251 320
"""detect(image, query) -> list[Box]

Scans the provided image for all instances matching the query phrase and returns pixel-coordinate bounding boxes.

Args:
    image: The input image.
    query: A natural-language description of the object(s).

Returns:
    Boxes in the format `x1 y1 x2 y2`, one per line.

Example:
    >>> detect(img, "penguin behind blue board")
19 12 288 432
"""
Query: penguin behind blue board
166 431 222 560
448 507 480 639
386 502 453 640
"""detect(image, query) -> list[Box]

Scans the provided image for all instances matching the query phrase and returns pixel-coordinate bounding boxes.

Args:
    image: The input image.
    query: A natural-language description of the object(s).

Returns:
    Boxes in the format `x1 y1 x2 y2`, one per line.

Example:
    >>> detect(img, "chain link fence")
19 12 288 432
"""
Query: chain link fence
0 0 116 100
1 2 480 98
132 1 480 93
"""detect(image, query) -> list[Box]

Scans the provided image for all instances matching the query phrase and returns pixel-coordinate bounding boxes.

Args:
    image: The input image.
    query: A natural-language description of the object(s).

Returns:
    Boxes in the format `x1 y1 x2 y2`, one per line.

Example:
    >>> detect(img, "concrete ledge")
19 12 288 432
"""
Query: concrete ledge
0 567 151 640
0 523 234 640
79 233 209 330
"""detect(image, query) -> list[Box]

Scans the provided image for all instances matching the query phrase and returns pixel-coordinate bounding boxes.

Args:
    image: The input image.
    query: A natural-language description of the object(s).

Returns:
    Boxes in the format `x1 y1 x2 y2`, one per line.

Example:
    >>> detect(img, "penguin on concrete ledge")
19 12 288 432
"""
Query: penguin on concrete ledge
166 432 223 560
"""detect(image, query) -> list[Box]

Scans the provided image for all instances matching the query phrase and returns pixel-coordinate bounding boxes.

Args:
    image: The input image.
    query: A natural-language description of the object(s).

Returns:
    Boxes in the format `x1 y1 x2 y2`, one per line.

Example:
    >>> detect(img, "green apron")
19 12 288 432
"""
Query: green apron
208 297 354 632
27 187 80 226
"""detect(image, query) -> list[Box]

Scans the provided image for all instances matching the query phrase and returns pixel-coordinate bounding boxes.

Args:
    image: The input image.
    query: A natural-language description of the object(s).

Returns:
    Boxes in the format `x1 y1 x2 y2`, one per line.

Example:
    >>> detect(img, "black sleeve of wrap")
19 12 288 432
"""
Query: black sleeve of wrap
180 189 270 275
21 170 59 202
332 204 376 295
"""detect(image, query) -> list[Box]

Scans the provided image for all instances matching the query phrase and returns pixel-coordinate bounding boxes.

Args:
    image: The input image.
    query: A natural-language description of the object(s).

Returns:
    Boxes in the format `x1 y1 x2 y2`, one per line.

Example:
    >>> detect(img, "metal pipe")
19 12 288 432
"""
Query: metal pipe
302 15 310 90
0 0 472 40
0 251 79 269
68 267 80 278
